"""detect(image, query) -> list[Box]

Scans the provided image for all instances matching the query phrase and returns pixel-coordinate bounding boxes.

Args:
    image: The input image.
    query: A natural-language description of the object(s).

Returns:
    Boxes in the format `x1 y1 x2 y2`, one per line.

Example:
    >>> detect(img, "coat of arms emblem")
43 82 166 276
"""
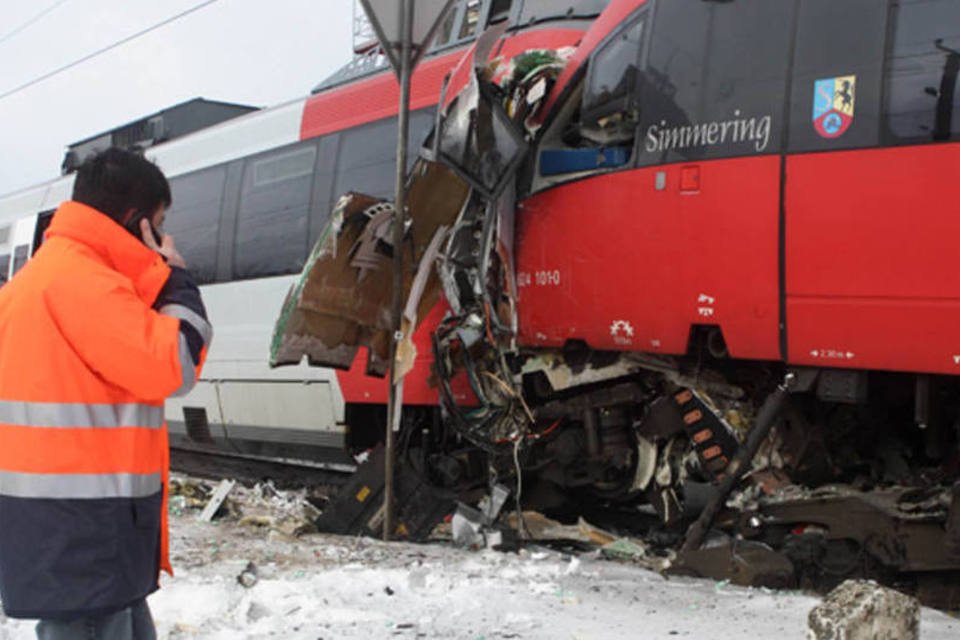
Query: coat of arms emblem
813 75 856 139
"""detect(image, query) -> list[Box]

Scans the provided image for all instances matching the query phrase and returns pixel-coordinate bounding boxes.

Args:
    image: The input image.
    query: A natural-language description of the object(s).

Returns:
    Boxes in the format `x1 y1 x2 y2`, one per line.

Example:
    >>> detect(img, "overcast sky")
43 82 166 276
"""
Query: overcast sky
0 0 355 196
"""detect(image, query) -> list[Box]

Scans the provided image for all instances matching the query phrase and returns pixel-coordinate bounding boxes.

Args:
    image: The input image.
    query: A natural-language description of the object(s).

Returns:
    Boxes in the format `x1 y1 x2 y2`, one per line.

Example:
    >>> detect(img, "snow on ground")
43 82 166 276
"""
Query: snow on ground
1 484 958 640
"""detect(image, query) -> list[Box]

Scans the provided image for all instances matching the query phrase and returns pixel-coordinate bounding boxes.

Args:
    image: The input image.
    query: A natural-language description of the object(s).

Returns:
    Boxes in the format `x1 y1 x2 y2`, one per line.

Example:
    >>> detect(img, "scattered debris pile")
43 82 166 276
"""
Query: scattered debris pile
169 475 323 538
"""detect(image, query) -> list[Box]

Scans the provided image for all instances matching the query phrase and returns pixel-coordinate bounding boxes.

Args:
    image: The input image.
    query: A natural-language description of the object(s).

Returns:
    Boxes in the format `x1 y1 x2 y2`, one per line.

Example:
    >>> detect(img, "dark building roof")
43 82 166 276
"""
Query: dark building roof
62 98 259 174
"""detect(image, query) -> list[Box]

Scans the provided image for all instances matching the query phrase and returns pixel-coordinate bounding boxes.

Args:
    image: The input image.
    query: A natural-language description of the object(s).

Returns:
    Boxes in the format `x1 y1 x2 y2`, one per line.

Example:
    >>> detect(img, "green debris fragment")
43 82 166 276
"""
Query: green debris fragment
600 538 648 561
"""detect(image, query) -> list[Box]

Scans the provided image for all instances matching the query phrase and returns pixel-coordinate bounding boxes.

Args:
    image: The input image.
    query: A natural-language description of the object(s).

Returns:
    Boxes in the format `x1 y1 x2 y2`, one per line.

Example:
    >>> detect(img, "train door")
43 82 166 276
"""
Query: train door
784 0 960 374
516 0 793 360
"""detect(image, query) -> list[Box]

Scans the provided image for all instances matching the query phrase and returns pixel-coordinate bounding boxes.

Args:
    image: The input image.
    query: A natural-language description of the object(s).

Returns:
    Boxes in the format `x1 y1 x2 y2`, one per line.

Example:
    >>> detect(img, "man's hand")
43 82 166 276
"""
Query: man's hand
141 218 187 269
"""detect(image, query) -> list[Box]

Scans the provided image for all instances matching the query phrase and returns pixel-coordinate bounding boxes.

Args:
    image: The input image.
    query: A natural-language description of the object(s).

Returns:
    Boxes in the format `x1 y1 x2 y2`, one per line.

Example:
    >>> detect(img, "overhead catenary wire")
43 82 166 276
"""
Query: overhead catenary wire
0 0 72 47
0 0 219 103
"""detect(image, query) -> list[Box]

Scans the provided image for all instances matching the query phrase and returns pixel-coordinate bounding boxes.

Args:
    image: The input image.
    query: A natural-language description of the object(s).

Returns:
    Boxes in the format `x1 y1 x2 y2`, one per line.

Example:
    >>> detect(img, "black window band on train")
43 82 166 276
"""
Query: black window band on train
516 0 612 26
580 13 646 145
782 0 959 151
635 0 793 165
571 0 795 169
547 0 960 186
162 109 435 286
234 143 316 280
787 0 887 153
11 245 28 277
0 224 9 287
332 110 436 203
884 0 960 145
163 165 226 285
31 210 54 254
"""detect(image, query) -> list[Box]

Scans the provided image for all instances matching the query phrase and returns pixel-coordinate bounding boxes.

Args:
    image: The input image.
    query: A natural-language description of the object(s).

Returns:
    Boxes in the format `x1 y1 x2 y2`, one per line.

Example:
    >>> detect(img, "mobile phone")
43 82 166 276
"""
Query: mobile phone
124 211 163 246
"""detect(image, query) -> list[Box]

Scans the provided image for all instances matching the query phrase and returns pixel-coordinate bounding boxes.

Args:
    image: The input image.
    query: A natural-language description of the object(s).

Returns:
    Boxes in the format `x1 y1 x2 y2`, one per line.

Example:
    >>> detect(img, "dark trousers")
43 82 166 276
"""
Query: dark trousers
35 600 156 640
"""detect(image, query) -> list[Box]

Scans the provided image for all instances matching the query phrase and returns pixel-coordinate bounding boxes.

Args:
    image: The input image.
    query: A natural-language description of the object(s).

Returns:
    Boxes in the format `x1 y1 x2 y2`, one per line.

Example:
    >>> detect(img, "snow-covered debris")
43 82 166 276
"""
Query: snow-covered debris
1 478 957 639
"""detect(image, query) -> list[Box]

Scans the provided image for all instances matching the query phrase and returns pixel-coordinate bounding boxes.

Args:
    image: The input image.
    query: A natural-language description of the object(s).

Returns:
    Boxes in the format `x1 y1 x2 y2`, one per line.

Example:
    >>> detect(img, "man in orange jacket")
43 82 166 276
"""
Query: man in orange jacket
0 148 211 639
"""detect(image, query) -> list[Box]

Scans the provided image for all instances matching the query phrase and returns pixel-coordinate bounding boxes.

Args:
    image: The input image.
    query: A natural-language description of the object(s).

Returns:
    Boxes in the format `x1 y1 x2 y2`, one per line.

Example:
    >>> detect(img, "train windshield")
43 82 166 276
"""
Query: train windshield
581 16 645 144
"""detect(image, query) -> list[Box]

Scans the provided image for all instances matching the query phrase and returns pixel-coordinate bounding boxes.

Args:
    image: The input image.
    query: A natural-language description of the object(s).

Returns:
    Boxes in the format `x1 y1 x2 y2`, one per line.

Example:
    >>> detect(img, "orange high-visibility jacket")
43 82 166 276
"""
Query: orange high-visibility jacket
0 201 210 620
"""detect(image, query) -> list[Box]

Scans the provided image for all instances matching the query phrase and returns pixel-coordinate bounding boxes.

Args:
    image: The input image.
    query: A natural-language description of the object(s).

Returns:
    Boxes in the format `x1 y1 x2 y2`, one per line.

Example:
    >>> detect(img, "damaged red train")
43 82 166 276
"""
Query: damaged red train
274 0 960 600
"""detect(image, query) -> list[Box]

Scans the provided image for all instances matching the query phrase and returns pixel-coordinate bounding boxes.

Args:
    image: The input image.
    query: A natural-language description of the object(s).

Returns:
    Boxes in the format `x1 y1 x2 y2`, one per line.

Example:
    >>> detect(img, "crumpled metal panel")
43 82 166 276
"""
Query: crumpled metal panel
273 22 568 422
754 484 960 573
270 161 469 375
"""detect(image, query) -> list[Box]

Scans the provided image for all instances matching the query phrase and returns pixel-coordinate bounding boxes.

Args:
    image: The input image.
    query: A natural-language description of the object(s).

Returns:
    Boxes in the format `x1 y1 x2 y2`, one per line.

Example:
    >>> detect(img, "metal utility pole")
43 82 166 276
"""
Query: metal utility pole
356 0 456 541
384 0 414 542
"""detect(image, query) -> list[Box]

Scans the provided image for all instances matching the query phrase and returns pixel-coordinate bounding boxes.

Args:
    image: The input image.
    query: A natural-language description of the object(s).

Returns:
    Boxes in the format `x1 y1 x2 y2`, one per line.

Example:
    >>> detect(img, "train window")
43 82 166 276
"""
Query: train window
700 2 792 153
488 0 511 24
459 0 481 39
408 109 439 156
581 16 645 144
636 0 792 166
333 110 436 203
165 165 227 285
787 0 886 152
251 146 314 187
635 0 709 165
11 245 28 276
234 143 316 279
517 0 611 25
884 0 960 144
433 2 460 47
309 136 339 247
334 119 399 201
32 210 54 254
0 226 9 285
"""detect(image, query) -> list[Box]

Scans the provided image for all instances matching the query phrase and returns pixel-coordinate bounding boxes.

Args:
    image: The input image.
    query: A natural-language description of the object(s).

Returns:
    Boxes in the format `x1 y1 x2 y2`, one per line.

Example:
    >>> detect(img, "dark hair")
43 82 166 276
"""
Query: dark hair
71 148 171 222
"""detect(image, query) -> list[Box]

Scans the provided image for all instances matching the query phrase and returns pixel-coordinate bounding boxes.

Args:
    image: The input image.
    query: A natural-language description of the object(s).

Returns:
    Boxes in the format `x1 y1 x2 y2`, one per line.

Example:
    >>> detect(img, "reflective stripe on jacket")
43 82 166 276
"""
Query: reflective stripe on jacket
0 201 210 620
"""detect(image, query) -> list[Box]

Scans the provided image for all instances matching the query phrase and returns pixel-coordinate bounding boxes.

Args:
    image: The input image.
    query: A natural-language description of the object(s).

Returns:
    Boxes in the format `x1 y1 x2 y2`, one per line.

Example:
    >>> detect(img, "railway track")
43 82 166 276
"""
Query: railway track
170 445 356 490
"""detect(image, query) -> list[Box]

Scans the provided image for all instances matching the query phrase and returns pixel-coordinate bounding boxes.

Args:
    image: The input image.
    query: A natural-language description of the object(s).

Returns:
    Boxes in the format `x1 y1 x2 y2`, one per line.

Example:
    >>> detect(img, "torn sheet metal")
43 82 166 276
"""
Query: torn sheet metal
434 22 526 199
430 29 561 452
451 482 511 548
271 192 391 373
270 161 469 375
273 22 574 453
395 225 449 381
500 48 575 136
494 177 519 346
